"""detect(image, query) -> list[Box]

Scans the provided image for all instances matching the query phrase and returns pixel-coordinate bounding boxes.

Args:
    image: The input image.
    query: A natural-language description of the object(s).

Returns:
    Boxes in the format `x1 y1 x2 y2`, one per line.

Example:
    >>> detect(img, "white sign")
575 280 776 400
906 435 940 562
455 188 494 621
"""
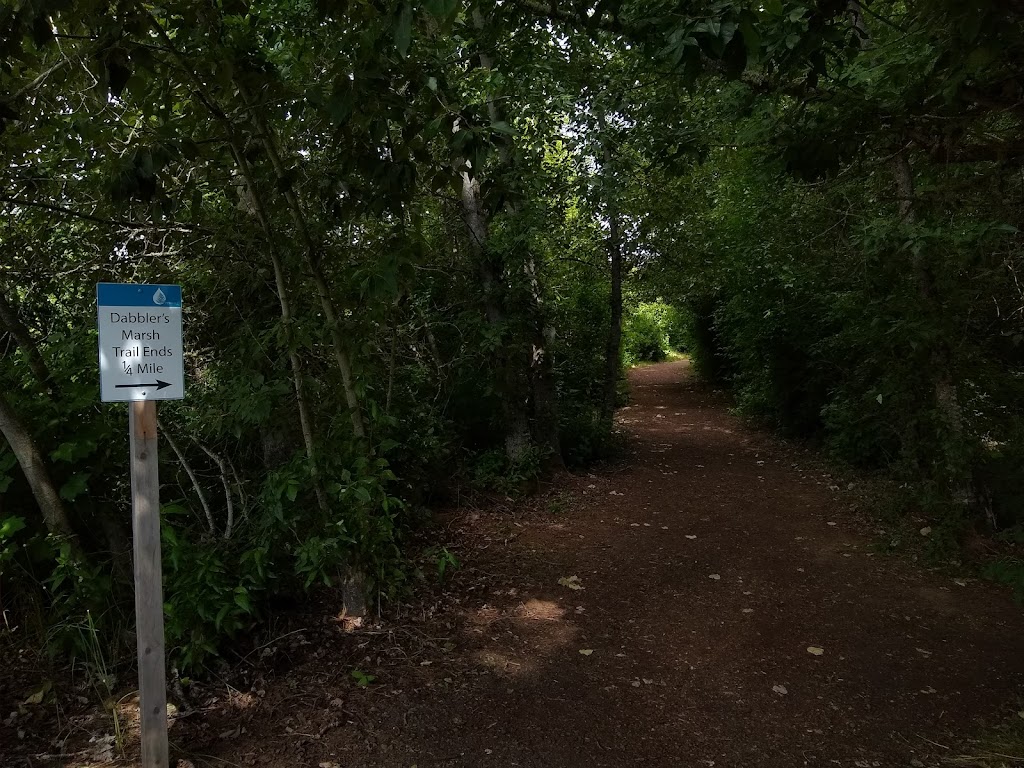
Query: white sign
97 283 184 402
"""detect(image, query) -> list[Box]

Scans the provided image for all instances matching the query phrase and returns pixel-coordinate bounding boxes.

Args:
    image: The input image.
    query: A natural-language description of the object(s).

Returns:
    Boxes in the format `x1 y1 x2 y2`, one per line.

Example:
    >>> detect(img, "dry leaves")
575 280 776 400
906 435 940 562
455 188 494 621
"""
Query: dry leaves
558 575 584 590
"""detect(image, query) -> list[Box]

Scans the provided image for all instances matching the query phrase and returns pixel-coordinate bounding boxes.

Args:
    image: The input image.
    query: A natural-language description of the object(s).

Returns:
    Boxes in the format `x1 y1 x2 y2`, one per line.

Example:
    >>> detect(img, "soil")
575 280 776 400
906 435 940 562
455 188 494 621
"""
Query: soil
5 359 1024 767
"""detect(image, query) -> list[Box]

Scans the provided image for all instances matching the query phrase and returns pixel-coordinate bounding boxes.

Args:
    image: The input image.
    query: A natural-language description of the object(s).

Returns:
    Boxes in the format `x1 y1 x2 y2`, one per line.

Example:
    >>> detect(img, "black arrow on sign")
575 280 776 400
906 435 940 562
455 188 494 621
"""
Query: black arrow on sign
115 380 172 391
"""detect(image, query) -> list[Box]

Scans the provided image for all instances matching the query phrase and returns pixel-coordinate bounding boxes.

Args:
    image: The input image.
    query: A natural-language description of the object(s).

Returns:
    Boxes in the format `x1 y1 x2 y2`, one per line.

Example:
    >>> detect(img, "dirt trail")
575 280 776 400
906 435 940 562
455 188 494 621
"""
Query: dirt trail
197 360 1024 767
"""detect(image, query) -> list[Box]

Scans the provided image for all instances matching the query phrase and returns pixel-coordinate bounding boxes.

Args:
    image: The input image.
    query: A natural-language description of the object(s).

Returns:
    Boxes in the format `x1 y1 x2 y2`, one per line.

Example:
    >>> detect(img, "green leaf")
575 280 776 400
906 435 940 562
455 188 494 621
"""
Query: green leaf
395 3 413 58
59 473 90 501
233 588 252 612
0 515 26 539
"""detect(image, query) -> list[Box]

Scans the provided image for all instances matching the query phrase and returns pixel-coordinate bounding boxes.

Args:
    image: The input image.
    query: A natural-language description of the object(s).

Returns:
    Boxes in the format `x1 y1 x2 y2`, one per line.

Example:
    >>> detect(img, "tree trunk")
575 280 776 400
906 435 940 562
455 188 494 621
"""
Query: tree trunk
891 151 970 498
460 172 534 461
0 389 75 539
600 118 624 429
0 286 57 397
523 256 563 466
0 284 129 572
228 141 331 521
460 9 554 463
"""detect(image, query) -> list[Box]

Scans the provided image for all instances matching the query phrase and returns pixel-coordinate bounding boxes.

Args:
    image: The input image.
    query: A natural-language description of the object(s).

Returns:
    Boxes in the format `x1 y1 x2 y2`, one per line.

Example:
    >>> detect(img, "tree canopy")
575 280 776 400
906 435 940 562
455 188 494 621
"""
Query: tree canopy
2 0 1022 669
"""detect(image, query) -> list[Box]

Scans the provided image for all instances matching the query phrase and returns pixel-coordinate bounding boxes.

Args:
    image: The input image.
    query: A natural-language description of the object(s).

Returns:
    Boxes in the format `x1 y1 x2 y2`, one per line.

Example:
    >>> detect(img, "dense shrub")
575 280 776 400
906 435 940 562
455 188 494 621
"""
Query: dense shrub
622 301 686 366
670 145 1024 531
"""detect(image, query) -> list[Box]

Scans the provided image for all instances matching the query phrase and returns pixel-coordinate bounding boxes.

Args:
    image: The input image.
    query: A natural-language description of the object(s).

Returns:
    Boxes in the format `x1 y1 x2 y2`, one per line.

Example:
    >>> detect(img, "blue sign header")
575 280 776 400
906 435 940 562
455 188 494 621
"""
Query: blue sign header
97 283 182 308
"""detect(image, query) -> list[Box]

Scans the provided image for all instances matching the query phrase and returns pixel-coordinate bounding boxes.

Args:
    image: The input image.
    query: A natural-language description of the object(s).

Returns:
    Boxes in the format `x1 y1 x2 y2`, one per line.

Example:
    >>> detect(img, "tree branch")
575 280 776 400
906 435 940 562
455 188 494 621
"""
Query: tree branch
0 195 199 231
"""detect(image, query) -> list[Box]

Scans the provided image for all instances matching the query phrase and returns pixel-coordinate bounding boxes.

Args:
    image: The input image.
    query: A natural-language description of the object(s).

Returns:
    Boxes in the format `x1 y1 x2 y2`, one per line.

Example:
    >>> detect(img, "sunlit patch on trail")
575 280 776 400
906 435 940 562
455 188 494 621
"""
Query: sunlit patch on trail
515 598 566 622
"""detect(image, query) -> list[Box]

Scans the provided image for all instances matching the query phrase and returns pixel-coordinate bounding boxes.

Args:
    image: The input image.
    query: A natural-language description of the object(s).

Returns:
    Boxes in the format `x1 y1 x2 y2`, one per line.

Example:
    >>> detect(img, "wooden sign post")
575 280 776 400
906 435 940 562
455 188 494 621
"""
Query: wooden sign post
97 283 184 768
129 400 169 768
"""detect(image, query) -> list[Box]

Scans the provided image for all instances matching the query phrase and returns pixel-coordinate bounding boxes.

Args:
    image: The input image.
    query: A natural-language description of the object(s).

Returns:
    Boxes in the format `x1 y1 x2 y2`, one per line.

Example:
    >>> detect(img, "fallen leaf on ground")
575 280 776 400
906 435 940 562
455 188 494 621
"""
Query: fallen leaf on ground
23 681 52 706
558 575 584 590
579 649 594 656
807 646 825 656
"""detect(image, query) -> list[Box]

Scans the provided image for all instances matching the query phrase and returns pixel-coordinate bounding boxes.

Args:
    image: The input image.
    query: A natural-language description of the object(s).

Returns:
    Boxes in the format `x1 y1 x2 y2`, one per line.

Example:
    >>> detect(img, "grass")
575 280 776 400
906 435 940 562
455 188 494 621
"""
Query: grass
946 712 1024 766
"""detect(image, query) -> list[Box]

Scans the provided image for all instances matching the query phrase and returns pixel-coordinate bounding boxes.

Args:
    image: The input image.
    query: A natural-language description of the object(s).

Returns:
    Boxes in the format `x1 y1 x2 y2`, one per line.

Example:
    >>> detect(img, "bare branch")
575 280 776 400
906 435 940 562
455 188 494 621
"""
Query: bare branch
159 420 216 535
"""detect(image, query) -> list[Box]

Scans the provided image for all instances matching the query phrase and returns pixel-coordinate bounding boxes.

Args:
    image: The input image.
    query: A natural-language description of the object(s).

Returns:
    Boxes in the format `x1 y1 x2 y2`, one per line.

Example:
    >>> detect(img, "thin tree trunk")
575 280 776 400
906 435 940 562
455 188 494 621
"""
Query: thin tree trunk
891 150 969 496
160 421 216 535
0 389 75 539
602 210 624 426
0 286 57 397
600 114 624 428
197 444 235 540
228 141 331 521
523 256 563 466
241 92 366 441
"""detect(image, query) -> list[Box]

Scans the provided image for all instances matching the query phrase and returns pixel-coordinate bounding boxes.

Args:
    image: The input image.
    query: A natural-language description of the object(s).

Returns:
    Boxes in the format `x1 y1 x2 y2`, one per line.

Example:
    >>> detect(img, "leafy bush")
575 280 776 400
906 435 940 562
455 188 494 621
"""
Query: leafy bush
674 143 1024 536
471 447 544 496
622 301 686 366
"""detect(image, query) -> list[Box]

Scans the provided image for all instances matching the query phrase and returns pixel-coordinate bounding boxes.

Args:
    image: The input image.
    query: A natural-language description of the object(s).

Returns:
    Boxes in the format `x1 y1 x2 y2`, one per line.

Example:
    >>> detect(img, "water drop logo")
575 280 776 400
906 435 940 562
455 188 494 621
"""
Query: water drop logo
153 288 167 305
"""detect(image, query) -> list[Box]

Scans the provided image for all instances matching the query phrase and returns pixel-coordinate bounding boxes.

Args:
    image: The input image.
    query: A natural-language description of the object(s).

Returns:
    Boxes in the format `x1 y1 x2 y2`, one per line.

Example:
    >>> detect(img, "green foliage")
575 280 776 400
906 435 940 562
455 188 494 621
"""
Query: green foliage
624 309 666 364
622 301 686 366
471 447 543 497
351 668 376 687
424 545 459 582
667 95 1024 534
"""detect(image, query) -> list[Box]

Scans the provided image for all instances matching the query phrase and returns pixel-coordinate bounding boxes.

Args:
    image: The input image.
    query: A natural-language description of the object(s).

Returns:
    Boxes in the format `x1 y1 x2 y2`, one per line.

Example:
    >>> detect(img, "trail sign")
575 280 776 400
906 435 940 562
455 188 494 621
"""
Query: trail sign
97 282 180 768
97 283 184 402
